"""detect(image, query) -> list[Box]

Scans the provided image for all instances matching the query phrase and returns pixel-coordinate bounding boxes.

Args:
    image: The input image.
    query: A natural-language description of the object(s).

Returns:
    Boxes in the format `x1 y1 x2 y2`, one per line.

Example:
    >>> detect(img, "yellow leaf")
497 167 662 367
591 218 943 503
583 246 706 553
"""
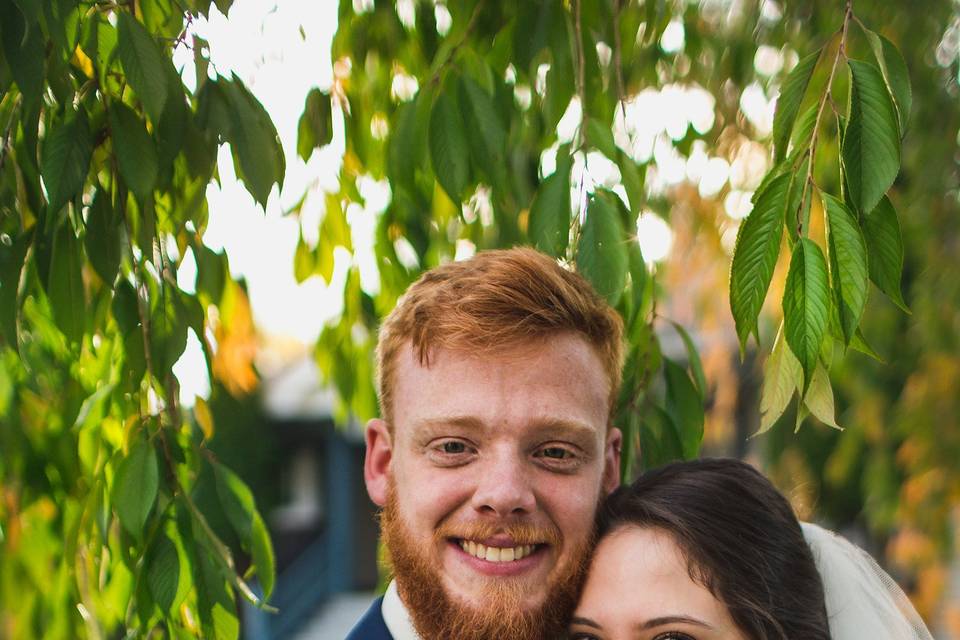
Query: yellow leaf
193 396 214 441
71 45 95 79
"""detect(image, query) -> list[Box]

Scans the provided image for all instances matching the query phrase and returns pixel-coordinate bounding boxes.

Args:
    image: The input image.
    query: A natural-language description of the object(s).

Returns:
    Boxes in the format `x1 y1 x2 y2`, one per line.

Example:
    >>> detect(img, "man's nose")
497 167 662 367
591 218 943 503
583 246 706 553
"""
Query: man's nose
471 451 536 517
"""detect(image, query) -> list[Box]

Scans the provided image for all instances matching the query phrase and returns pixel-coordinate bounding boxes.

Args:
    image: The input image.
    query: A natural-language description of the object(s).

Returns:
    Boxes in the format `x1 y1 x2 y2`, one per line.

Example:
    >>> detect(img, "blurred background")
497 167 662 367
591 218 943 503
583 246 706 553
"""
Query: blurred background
2 0 958 638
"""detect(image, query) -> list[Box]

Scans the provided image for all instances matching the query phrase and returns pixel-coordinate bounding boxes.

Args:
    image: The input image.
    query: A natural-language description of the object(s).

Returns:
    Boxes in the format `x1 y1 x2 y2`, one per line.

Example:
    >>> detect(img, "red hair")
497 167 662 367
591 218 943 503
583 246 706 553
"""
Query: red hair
376 247 624 424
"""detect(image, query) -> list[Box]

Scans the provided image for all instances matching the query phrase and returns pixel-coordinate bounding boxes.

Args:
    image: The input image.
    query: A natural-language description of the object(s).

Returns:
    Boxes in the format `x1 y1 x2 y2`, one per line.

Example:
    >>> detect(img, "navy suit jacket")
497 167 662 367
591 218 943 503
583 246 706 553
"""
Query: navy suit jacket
345 596 393 640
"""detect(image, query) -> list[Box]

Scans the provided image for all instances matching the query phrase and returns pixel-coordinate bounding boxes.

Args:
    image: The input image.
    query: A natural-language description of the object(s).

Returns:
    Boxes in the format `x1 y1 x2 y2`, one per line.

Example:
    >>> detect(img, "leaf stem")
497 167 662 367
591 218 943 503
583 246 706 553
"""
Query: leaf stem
573 0 588 148
798 0 853 235
429 0 485 86
612 0 628 126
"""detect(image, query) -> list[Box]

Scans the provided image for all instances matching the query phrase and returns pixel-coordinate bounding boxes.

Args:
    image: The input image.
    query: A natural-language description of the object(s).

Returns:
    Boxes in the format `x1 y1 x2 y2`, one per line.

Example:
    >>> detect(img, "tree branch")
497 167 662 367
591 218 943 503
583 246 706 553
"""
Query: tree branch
798 0 853 235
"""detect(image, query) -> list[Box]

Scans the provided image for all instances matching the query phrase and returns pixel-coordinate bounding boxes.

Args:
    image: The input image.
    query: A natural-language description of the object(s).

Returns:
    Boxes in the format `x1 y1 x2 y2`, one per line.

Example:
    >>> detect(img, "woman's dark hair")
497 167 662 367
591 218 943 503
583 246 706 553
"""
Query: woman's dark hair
598 458 831 640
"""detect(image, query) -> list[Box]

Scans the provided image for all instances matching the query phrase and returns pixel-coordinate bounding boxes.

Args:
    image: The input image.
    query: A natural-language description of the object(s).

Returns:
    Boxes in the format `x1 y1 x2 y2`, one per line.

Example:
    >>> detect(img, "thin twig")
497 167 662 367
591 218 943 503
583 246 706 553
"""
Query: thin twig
0 94 21 174
612 0 628 126
797 0 853 234
573 0 588 147
429 0 486 86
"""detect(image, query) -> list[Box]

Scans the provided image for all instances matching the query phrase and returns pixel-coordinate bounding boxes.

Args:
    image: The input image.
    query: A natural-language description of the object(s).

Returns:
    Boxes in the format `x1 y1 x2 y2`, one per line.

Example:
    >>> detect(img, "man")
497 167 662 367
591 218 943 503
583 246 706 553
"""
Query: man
347 247 623 640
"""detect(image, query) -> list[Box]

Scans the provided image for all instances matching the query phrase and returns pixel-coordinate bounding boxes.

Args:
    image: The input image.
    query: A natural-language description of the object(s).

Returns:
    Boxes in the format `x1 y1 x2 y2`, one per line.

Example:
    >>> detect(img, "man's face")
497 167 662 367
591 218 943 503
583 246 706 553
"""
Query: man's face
364 333 621 638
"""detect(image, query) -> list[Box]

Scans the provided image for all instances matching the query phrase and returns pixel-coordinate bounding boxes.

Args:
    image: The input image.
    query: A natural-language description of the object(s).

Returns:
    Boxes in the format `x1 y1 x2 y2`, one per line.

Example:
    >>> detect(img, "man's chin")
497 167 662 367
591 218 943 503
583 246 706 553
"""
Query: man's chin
396 574 570 640
381 486 593 639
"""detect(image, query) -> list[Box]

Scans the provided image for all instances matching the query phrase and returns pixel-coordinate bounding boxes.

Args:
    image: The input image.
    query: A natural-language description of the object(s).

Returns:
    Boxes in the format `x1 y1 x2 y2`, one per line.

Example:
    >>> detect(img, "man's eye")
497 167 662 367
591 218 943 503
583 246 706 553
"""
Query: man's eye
541 446 571 459
441 441 467 454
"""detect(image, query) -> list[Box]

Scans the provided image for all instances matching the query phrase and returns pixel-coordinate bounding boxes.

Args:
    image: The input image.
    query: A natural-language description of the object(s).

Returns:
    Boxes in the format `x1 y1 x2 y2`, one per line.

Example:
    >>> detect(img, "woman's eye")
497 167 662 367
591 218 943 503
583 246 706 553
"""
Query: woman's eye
441 441 467 454
567 634 599 640
653 633 696 640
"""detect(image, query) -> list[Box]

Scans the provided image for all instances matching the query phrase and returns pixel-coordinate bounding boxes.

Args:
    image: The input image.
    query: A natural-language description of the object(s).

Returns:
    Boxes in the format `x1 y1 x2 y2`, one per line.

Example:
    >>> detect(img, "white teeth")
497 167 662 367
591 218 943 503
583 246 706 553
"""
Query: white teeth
458 540 537 562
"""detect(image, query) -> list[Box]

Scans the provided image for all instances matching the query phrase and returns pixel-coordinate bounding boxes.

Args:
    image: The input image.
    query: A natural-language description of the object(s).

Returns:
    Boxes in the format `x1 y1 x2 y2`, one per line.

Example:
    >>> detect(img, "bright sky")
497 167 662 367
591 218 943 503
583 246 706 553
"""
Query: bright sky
171 1 345 403
170 1 781 405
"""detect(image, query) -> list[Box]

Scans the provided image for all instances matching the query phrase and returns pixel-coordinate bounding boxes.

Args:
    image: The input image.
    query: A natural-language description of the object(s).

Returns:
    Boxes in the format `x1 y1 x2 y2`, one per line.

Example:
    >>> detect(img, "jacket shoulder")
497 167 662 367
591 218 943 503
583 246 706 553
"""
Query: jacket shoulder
344 596 392 640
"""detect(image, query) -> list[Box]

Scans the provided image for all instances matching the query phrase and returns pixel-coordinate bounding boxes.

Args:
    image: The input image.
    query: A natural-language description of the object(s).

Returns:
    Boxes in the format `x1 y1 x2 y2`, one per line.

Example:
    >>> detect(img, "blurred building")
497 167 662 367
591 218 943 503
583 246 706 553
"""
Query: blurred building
241 356 379 639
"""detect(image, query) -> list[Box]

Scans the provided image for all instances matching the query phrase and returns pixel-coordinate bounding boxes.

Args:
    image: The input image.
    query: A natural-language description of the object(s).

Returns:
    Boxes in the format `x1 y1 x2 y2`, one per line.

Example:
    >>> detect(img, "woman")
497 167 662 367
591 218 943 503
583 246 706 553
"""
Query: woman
569 458 933 640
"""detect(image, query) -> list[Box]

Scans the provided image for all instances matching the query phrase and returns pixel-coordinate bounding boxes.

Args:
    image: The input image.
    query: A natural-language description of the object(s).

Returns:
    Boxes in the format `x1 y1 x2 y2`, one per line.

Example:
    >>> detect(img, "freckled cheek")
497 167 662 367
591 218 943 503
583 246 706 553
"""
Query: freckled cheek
400 473 474 528
537 479 602 541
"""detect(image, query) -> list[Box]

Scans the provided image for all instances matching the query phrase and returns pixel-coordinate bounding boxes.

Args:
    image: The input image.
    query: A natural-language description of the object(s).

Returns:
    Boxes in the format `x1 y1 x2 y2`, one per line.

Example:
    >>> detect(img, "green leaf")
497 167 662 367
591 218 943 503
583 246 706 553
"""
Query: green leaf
116 12 169 123
576 193 628 306
41 107 93 215
772 48 821 162
250 511 275 600
586 119 618 159
84 189 121 285
458 75 506 180
862 29 911 135
669 321 706 397
851 327 884 362
639 405 684 469
798 361 841 430
756 324 801 435
0 233 30 347
293 231 315 284
788 105 819 160
109 102 158 201
822 193 868 345
149 279 188 377
783 238 830 393
663 358 704 459
47 220 86 344
388 88 432 193
213 462 276 599
842 60 900 214
297 88 333 162
222 75 285 208
528 149 572 258
147 524 192 614
195 544 240 640
112 437 159 537
156 62 189 187
863 195 908 311
617 151 644 217
0 2 45 108
317 193 352 283
729 173 789 355
73 382 115 431
428 90 470 204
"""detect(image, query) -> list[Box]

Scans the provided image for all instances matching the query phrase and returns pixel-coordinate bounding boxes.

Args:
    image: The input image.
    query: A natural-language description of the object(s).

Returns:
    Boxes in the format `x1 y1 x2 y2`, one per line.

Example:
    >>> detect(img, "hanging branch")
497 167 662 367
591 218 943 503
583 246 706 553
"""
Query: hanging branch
798 0 853 234
573 0 589 148
612 0 628 124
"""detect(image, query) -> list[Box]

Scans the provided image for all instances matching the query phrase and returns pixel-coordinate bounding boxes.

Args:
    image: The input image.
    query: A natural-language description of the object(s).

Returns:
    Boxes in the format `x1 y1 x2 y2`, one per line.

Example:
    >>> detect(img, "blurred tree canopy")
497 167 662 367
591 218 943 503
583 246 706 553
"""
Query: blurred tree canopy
0 0 957 637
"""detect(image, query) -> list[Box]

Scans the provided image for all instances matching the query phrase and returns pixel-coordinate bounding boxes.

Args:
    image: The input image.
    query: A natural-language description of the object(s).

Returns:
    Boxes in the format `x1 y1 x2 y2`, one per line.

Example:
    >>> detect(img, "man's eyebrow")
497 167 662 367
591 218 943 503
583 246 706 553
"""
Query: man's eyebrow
639 615 714 630
413 415 485 433
413 416 598 436
569 616 602 629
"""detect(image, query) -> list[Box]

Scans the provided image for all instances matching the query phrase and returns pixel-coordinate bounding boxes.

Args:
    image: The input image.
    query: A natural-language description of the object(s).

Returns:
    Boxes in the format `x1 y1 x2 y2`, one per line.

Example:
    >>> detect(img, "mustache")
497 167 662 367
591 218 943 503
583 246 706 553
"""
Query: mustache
435 520 563 546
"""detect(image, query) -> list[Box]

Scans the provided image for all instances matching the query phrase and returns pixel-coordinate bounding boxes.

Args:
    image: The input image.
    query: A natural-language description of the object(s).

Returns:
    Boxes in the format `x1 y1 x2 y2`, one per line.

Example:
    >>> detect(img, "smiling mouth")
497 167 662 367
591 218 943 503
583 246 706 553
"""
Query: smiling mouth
455 539 541 562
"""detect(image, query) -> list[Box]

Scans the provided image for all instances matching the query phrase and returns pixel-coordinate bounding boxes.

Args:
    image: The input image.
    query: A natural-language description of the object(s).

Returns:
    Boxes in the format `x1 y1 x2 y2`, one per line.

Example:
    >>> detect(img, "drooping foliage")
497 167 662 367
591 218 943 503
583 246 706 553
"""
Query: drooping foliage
0 0 278 636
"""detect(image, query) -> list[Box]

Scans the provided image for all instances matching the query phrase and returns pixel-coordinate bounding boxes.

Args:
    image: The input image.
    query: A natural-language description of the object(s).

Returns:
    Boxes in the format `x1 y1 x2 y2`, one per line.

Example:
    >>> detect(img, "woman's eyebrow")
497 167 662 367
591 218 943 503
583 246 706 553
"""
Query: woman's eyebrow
639 615 714 630
569 616 602 629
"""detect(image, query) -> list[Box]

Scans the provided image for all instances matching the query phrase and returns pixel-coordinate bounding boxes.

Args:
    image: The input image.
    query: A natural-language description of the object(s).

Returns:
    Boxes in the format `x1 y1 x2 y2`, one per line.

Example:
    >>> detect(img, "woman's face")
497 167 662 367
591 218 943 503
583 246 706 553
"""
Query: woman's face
569 526 747 640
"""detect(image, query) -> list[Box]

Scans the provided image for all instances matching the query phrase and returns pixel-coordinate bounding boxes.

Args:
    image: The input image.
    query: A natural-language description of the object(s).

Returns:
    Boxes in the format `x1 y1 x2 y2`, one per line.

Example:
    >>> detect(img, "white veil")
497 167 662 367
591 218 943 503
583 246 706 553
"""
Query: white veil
801 522 934 640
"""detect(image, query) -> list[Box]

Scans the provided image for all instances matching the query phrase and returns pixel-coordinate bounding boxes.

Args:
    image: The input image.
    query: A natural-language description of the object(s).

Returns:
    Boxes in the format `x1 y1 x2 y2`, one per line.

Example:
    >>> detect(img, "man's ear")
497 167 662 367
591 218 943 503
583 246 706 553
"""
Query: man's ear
364 418 392 506
603 426 622 495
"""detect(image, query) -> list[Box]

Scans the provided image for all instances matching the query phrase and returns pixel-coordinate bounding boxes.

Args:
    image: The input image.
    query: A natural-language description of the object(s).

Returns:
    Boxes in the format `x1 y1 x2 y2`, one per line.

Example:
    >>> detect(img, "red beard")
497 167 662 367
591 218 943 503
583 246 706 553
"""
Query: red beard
380 483 594 640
